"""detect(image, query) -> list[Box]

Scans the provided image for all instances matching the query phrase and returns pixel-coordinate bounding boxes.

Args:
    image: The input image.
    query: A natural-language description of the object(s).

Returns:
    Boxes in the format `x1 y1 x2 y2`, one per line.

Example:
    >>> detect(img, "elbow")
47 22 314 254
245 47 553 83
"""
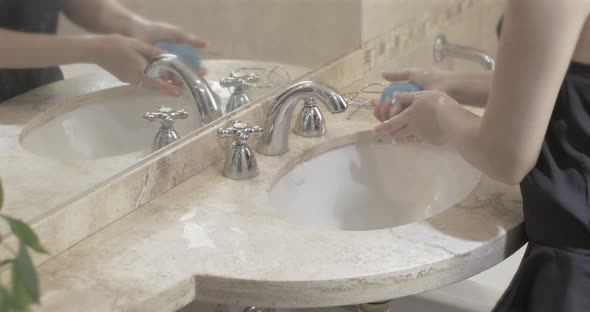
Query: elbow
496 168 529 185
490 155 536 185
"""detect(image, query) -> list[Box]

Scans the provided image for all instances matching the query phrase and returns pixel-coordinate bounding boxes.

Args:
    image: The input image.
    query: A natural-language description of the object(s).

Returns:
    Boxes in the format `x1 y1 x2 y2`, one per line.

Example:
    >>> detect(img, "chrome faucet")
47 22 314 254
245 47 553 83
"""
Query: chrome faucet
143 106 189 152
433 34 495 71
218 121 263 180
145 54 222 129
219 72 259 113
256 81 348 156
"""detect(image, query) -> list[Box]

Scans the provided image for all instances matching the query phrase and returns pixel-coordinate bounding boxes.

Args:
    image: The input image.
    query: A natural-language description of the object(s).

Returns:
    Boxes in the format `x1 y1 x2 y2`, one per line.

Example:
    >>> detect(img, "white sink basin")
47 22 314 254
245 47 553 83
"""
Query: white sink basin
271 142 481 231
20 83 230 161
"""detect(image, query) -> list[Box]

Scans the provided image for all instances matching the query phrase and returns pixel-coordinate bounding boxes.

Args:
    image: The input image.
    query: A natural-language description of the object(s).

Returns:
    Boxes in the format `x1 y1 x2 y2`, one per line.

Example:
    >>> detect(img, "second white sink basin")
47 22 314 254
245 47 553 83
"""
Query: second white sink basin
20 83 230 161
271 142 481 231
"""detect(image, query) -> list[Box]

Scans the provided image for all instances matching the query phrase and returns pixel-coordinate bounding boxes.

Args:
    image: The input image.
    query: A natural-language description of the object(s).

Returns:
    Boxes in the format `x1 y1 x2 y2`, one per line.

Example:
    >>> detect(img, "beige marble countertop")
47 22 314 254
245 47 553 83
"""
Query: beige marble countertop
0 60 308 236
35 102 525 311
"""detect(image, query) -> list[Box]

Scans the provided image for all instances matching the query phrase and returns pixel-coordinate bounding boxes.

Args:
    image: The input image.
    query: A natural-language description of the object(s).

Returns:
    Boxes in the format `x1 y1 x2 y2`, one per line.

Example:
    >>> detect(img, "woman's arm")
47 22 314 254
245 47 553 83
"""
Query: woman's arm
0 29 94 68
383 70 492 106
377 0 590 185
0 28 183 94
373 70 492 122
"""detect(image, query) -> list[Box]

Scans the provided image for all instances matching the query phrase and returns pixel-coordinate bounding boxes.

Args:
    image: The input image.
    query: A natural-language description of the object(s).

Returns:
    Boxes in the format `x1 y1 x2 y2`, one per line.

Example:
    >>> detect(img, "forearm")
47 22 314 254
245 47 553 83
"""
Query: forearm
439 102 532 185
0 29 95 68
447 72 492 107
61 0 140 36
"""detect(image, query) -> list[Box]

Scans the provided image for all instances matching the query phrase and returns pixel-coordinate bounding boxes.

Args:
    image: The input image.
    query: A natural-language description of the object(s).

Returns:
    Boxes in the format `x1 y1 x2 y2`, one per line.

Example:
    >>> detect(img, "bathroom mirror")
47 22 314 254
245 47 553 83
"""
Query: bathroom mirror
0 0 360 234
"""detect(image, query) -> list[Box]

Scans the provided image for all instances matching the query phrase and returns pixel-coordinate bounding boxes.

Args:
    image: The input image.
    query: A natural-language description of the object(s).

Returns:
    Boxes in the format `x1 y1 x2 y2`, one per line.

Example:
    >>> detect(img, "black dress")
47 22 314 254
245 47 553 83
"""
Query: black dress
0 0 63 103
491 46 590 312
492 61 590 311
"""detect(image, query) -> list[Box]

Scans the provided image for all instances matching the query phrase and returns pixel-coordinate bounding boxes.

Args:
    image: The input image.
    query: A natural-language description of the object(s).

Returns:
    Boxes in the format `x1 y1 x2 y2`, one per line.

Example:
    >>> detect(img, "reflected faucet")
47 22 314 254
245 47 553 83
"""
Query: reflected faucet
256 81 348 156
145 54 222 129
433 34 496 71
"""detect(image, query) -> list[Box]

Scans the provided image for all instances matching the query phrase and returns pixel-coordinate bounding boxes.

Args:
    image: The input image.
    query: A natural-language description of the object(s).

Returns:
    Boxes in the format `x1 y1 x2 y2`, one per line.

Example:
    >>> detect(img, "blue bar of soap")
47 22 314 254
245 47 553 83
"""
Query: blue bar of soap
155 41 202 68
380 82 422 105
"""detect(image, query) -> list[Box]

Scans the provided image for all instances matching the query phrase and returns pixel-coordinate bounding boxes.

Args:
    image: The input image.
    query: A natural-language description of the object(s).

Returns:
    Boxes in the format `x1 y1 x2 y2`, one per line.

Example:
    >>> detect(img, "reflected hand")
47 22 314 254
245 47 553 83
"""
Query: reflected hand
129 18 208 76
88 34 183 96
374 91 459 145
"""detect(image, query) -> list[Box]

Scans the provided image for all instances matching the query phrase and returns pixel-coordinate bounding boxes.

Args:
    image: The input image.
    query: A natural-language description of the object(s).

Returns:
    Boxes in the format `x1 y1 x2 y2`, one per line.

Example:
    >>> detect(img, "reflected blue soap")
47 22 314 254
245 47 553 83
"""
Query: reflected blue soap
380 82 422 105
155 41 202 68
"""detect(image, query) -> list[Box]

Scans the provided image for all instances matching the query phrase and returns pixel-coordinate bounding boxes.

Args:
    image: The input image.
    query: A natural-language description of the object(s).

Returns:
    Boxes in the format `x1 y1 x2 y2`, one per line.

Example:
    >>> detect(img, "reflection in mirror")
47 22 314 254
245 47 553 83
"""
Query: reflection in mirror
0 0 358 239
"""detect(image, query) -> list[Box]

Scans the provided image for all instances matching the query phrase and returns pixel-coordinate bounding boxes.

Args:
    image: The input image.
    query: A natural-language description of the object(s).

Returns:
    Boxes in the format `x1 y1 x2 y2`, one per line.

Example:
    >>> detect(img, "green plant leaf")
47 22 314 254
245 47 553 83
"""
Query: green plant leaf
13 243 39 304
11 276 32 312
2 216 47 254
0 178 4 211
0 284 13 311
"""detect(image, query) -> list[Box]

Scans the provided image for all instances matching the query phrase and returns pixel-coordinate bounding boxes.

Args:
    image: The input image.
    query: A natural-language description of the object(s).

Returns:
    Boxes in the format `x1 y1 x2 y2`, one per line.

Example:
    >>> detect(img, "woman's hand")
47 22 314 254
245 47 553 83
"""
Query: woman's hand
383 69 456 92
129 18 208 76
374 90 461 145
370 70 457 123
87 34 183 95
377 69 491 111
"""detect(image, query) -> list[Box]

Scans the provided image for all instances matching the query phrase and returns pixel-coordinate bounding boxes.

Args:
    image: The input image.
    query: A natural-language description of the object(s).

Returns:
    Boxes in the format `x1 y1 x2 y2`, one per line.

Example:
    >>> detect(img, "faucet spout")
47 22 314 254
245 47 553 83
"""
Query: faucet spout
433 34 496 71
256 81 347 156
145 54 222 129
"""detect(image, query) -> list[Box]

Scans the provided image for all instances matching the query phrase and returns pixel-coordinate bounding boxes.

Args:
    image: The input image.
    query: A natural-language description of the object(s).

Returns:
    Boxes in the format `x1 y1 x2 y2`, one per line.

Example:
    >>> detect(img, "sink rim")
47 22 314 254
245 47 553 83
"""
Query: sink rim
268 138 482 232
18 85 133 144
197 131 524 306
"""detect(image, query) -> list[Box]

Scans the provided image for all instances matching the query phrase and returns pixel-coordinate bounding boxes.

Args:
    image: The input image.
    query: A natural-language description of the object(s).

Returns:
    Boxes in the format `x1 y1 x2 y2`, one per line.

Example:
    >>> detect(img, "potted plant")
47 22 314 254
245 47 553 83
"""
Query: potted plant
0 179 47 311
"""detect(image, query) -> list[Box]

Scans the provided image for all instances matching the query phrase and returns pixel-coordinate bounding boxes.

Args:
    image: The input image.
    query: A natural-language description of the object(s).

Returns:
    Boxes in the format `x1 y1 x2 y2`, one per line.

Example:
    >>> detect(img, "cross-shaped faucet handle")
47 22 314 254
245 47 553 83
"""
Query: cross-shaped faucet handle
143 106 189 127
217 121 263 145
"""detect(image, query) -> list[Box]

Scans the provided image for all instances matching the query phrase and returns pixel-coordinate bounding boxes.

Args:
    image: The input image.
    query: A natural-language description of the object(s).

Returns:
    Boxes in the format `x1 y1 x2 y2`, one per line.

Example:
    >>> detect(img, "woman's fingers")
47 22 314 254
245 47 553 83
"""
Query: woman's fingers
157 23 208 48
394 92 418 109
370 98 405 122
370 99 381 120
374 110 409 136
383 70 412 82
372 98 391 122
181 34 208 49
134 40 165 60
141 77 183 96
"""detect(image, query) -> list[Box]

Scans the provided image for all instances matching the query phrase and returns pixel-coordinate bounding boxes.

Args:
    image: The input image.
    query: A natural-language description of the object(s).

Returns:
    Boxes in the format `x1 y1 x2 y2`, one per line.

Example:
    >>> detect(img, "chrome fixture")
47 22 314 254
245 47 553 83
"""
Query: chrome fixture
256 81 348 156
145 54 222 128
293 96 326 137
433 34 495 71
143 106 189 151
219 72 260 113
342 82 387 119
230 66 292 87
218 121 263 180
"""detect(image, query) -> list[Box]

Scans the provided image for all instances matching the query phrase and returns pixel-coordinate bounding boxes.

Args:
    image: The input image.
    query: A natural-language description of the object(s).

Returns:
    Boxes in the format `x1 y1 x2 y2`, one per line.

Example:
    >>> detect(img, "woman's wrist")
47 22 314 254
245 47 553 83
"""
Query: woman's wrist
447 72 492 106
76 35 108 65
436 95 471 145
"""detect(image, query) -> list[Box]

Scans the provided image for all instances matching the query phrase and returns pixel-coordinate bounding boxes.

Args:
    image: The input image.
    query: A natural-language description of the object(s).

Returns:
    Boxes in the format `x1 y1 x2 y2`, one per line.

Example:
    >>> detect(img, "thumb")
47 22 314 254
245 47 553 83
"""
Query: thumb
393 92 418 109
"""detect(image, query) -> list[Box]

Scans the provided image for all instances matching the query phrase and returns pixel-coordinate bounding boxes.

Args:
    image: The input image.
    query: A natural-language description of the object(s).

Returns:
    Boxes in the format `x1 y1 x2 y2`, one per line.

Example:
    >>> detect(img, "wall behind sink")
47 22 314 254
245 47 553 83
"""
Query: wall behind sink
59 0 362 68
59 0 501 71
